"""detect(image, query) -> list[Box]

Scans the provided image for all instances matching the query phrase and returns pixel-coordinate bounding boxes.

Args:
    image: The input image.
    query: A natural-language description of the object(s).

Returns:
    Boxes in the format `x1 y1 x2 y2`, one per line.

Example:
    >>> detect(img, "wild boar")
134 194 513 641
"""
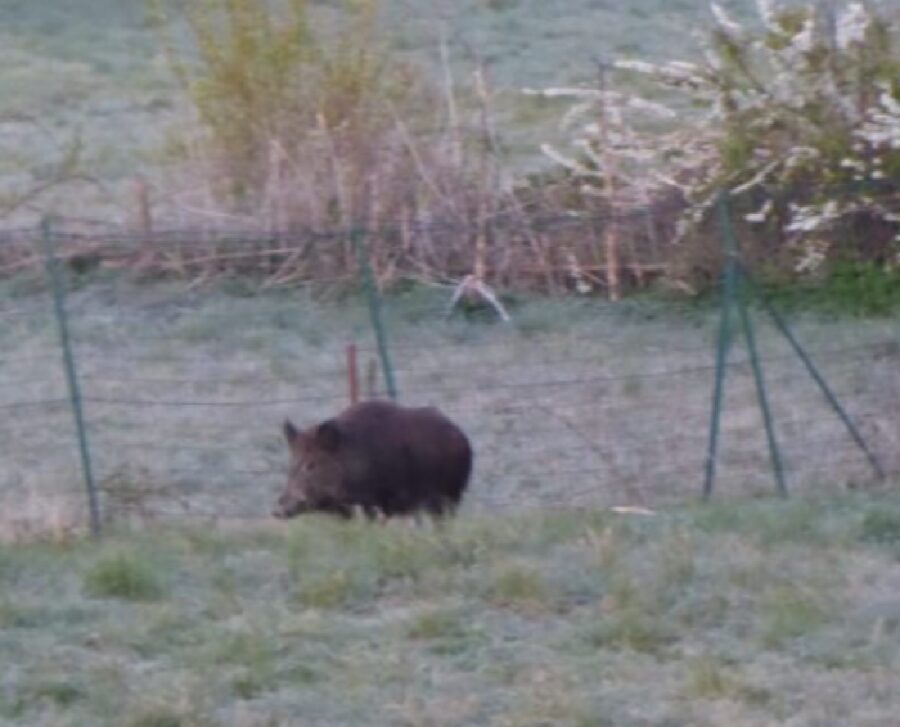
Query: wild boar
273 400 473 520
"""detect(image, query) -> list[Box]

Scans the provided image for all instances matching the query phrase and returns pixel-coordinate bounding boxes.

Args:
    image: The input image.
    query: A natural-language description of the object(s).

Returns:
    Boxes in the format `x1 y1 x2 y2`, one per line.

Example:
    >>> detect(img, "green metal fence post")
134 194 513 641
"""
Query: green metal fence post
715 197 787 498
352 228 397 401
703 193 739 500
41 217 102 536
742 266 885 480
734 282 788 498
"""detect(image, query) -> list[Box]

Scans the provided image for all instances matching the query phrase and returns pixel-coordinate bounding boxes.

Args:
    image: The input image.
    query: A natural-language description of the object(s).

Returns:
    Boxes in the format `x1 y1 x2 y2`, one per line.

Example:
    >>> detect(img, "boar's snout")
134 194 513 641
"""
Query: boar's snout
273 493 308 519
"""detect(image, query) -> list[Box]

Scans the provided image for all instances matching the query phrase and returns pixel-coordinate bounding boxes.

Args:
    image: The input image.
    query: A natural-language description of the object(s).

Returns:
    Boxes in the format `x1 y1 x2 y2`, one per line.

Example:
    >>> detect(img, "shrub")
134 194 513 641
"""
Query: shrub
539 1 900 288
151 0 422 205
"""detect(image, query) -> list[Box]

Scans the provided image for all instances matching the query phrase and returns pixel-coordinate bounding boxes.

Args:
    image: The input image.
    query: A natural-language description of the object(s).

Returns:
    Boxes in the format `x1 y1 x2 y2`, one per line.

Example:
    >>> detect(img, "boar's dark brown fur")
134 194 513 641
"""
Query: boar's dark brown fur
273 400 472 520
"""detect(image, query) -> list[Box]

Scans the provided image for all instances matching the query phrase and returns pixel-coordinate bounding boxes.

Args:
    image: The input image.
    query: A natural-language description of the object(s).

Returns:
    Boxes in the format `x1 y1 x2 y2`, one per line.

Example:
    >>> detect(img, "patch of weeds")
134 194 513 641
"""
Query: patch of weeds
761 262 900 318
674 590 732 630
296 567 377 610
762 585 830 648
584 525 625 572
0 600 38 628
199 628 279 698
405 605 480 656
27 679 86 707
123 703 211 727
180 527 230 558
584 609 676 655
805 633 877 671
230 669 264 700
683 655 770 705
577 569 678 655
859 508 900 546
753 502 821 545
406 607 467 640
83 549 166 601
281 662 322 685
496 668 603 727
288 520 464 606
657 530 697 590
687 498 824 545
369 529 449 582
448 516 527 559
485 561 555 613
502 700 607 727
131 606 202 657
462 511 610 564
533 510 613 551
726 548 772 593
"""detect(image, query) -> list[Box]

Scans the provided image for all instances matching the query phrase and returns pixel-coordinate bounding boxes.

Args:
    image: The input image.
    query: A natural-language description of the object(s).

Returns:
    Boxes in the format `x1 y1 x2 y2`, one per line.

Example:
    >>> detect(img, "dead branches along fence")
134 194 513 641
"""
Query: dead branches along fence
0 209 667 297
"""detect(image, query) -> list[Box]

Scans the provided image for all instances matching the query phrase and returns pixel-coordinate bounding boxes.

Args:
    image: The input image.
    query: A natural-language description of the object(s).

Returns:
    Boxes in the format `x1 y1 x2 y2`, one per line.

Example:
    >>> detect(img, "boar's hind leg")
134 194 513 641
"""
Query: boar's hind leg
423 495 457 525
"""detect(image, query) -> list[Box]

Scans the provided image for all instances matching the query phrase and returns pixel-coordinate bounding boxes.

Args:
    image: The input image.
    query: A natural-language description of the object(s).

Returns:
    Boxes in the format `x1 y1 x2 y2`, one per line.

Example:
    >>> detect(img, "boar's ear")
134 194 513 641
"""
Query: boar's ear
314 420 342 451
283 419 301 446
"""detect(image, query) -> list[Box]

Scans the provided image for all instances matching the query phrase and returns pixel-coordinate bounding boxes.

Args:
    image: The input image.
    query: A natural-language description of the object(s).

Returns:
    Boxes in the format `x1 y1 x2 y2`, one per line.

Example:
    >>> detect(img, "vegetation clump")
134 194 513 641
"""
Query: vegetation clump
538 1 899 288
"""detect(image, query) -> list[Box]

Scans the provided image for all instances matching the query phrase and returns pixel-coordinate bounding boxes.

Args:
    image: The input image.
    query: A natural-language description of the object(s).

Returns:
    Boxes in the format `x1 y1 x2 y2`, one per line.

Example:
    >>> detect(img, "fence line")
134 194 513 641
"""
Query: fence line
0 336 890 412
0 191 897 536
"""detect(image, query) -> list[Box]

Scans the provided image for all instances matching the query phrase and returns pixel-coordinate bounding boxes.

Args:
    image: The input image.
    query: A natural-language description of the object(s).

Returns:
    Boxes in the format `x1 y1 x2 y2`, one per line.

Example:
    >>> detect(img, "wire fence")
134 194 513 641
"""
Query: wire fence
0 200 897 538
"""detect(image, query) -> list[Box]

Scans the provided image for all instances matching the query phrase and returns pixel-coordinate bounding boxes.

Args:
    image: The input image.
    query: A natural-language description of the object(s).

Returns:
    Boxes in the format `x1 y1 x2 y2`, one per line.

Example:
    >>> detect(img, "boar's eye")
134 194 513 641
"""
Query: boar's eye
303 461 317 472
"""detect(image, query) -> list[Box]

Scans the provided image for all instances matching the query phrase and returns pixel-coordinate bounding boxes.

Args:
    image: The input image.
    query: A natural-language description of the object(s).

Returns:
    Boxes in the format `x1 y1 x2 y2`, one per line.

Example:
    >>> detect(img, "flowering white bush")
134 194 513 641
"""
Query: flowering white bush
535 1 900 276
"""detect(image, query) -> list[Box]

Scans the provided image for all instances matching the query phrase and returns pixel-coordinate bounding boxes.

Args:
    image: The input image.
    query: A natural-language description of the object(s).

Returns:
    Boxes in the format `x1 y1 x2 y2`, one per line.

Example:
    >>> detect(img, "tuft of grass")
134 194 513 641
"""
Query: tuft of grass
404 604 482 656
83 549 166 601
123 703 210 727
657 530 697 589
762 585 831 648
685 497 850 546
191 627 281 700
27 679 85 707
295 567 377 610
406 606 468 641
683 656 771 705
583 609 676 655
0 600 37 629
367 527 453 582
859 508 900 546
485 561 555 613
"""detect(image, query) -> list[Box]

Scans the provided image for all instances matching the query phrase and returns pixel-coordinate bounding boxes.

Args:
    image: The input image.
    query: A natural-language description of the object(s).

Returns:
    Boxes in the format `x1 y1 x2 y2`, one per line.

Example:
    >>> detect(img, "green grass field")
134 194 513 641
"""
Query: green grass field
2 494 900 725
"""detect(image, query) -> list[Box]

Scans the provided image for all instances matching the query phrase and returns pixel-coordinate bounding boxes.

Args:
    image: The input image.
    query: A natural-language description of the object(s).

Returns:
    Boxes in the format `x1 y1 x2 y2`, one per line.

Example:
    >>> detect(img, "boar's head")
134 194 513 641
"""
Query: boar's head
273 418 348 519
